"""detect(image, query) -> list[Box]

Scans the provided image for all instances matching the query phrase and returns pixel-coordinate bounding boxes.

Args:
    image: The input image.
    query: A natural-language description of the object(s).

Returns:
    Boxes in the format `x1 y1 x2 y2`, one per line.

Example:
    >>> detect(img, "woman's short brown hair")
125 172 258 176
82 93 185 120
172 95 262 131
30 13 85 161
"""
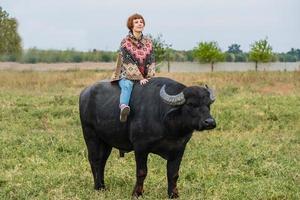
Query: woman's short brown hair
127 13 145 31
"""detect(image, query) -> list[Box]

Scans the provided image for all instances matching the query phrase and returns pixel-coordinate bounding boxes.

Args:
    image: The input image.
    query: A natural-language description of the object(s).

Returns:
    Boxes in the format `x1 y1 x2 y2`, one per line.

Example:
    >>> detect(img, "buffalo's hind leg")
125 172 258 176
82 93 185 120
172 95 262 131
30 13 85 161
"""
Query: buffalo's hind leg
82 126 112 190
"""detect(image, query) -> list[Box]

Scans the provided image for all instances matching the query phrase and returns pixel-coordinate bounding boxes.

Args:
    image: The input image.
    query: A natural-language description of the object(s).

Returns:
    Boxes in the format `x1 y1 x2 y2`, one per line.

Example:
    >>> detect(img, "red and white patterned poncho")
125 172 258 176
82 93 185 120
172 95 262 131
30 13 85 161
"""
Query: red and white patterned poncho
111 31 156 81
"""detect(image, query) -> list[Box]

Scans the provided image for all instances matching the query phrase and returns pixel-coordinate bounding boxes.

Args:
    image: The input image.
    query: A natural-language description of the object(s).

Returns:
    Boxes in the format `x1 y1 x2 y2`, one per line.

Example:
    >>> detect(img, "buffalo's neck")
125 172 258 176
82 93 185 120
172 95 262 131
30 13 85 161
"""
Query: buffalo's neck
164 115 194 138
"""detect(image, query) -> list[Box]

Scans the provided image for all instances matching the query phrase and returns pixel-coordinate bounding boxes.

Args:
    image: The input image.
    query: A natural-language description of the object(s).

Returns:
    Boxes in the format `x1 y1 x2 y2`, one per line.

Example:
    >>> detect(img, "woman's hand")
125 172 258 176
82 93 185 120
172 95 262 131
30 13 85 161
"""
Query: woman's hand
140 78 149 85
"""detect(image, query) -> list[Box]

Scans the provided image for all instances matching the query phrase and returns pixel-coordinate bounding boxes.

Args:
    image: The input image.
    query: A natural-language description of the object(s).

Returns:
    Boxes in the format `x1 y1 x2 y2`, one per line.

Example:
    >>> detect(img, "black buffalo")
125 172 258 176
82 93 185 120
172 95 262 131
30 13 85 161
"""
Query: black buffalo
79 77 216 199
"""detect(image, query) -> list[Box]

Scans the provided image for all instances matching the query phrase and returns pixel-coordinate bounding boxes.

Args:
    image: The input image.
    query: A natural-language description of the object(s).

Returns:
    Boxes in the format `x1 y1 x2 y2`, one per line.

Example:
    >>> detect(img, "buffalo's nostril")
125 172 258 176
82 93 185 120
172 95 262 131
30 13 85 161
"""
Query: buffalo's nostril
204 118 216 128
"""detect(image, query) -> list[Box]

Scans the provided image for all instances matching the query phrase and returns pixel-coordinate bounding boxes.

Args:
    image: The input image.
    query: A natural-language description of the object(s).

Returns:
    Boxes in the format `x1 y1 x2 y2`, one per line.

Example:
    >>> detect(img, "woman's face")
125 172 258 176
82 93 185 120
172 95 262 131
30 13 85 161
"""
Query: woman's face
132 18 144 33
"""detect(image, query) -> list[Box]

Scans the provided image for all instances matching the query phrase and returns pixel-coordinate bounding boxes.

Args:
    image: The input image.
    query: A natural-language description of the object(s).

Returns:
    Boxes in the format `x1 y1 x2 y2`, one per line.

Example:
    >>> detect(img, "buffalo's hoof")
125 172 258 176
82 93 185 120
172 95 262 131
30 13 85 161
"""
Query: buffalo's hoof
169 192 179 199
132 185 144 199
131 195 139 200
132 191 143 199
94 185 106 191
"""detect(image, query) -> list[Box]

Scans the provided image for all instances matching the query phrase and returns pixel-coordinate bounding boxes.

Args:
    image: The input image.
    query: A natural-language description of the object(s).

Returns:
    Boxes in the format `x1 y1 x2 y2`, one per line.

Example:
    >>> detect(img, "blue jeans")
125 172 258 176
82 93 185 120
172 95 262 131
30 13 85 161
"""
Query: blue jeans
118 78 134 106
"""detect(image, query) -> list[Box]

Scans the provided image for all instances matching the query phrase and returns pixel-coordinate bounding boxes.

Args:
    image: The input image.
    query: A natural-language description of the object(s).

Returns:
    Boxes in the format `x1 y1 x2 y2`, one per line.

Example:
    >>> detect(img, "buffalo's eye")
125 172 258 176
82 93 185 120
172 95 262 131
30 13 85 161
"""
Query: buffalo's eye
187 102 198 108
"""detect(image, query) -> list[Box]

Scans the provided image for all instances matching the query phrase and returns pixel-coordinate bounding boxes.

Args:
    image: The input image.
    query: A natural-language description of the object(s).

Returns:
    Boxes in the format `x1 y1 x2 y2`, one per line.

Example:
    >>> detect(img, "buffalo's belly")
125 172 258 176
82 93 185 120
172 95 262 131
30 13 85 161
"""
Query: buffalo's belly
95 122 133 151
149 136 192 160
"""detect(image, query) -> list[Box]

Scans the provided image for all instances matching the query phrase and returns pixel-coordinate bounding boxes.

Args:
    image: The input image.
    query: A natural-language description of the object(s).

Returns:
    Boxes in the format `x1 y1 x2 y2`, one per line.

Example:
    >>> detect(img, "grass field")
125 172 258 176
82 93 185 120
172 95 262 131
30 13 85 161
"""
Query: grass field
0 70 299 199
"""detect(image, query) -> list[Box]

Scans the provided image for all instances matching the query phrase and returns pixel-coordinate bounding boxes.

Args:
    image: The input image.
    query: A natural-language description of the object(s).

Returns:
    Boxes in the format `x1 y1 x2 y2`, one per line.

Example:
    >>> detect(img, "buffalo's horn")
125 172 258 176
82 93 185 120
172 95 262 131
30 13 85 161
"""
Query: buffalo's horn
160 85 186 106
205 84 215 102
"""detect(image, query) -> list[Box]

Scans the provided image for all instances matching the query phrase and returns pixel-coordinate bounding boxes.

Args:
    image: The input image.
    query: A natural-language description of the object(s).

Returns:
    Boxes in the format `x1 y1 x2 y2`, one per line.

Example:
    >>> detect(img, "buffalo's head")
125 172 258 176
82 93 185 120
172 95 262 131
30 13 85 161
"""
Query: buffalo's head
160 85 216 131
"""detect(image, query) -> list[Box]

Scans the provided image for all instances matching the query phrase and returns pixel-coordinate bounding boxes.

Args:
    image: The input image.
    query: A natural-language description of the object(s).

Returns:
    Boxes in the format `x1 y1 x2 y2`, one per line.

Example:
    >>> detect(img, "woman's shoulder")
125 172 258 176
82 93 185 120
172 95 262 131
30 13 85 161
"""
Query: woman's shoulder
143 35 153 43
120 36 130 44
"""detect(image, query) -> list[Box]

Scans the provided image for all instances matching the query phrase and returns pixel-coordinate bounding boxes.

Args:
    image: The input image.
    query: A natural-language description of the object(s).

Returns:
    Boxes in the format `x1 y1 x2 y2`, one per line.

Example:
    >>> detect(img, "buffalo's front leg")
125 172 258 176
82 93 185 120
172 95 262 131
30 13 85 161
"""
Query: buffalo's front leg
132 151 148 198
167 152 184 199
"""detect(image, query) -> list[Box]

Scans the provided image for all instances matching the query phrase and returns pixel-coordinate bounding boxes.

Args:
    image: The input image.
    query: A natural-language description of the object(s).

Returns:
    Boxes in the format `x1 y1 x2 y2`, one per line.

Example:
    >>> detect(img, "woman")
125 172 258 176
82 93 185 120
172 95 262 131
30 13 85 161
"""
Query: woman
111 13 155 122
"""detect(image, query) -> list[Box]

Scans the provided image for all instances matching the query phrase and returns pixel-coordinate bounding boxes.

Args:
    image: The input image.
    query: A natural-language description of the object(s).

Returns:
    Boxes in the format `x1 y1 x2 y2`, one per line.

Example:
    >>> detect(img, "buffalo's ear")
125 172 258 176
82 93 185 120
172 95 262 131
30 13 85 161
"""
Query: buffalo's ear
163 107 181 122
205 84 216 102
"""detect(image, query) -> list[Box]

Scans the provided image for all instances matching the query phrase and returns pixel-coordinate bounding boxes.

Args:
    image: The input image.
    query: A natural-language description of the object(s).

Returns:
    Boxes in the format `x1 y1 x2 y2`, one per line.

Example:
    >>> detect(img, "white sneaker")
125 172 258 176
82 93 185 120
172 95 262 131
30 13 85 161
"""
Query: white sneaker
120 104 130 122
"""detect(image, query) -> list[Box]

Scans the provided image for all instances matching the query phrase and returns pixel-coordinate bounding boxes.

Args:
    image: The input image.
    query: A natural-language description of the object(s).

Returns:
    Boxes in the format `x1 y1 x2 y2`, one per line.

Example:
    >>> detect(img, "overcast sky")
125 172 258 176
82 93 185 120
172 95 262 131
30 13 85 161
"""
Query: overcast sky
2 0 300 52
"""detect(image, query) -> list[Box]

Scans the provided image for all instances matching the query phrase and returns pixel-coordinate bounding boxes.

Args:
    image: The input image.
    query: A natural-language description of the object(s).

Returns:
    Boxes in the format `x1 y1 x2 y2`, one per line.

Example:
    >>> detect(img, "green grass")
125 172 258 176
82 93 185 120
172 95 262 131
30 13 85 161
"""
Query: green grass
0 71 299 199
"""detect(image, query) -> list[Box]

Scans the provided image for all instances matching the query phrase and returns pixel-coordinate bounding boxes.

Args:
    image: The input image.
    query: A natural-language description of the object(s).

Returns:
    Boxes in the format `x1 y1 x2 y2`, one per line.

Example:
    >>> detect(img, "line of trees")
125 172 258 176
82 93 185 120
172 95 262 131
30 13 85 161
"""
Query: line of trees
1 6 300 65
18 48 117 63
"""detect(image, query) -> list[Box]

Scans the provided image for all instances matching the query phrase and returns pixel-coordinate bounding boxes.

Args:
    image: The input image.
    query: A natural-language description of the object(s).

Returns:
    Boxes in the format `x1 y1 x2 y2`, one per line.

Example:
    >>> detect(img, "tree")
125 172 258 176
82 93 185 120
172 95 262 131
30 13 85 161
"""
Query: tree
249 38 273 71
224 52 235 62
227 43 243 54
148 34 167 64
193 41 224 72
286 48 300 61
235 53 247 62
0 7 22 61
225 43 247 62
148 34 170 72
185 50 194 62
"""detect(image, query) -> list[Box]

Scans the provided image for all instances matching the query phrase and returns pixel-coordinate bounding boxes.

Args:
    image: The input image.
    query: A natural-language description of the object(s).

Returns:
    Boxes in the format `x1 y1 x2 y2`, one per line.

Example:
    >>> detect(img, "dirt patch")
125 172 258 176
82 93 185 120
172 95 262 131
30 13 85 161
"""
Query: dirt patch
258 83 295 95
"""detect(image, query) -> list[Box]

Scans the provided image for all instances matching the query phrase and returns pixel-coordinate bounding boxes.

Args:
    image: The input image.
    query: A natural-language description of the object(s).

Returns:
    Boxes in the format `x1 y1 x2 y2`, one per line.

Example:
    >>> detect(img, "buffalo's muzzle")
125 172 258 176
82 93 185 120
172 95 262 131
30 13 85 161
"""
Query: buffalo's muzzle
203 118 216 129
